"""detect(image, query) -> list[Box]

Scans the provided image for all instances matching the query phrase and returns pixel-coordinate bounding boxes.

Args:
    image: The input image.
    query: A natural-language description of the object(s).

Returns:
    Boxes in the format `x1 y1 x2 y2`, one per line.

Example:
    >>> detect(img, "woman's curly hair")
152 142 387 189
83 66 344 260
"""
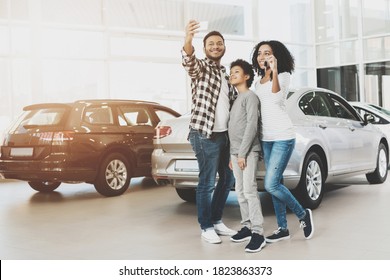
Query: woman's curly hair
251 40 295 80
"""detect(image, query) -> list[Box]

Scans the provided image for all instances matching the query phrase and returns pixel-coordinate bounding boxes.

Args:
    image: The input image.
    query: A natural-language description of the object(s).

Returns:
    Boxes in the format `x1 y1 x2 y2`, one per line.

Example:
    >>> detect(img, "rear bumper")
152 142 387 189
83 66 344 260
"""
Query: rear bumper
0 160 96 182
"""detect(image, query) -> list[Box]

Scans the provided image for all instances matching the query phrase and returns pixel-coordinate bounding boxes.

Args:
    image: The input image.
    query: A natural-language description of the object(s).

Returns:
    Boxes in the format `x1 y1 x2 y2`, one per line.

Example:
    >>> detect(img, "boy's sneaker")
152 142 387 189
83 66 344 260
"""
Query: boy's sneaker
201 228 222 244
265 227 290 243
245 233 266 253
213 222 237 236
230 227 252 243
300 208 314 239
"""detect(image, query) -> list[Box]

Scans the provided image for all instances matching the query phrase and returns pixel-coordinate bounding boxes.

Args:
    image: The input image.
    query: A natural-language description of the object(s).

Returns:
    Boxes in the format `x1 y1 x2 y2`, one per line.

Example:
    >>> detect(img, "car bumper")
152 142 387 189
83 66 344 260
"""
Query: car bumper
152 149 300 190
0 160 96 182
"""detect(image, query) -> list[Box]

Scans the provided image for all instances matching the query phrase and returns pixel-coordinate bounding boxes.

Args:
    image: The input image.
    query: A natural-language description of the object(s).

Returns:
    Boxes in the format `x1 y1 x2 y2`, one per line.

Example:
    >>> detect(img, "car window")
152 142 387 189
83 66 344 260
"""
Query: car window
354 107 389 124
327 96 359 121
299 91 335 117
84 106 114 125
15 108 66 131
119 107 152 127
154 109 178 122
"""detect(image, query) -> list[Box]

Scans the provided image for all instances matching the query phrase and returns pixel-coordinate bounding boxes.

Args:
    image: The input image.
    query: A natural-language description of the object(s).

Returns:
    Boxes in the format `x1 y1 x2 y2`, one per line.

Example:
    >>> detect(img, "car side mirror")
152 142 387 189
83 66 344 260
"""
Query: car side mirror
364 113 375 125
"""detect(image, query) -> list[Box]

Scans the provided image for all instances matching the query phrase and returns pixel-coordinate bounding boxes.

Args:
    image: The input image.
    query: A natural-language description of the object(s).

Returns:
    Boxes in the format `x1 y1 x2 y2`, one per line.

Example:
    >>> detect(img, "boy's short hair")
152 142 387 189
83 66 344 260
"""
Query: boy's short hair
203 31 224 46
230 59 254 88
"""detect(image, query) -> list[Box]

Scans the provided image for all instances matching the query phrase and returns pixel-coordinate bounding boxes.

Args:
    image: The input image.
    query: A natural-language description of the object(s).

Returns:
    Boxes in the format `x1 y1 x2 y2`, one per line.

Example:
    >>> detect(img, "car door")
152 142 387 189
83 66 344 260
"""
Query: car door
299 91 351 174
118 106 155 170
326 95 377 171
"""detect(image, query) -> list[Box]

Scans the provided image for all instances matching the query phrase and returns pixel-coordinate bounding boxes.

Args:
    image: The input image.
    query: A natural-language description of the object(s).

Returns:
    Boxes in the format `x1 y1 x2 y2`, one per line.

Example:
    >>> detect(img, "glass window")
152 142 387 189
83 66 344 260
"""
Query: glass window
110 36 181 59
315 0 359 42
328 95 359 120
10 0 29 20
109 61 186 114
84 106 114 125
12 59 32 111
105 0 185 31
0 27 10 55
258 0 312 43
299 91 334 117
0 0 8 18
364 36 390 61
42 60 106 103
315 0 338 42
41 0 102 25
365 62 390 108
317 65 360 101
119 107 152 127
11 26 31 55
340 40 358 65
189 0 247 36
362 0 390 36
316 43 340 66
42 29 105 59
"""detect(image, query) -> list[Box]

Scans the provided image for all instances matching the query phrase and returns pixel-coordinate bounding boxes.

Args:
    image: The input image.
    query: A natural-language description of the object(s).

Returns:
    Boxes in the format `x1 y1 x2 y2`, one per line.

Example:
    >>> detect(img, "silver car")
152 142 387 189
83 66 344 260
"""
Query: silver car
152 87 389 209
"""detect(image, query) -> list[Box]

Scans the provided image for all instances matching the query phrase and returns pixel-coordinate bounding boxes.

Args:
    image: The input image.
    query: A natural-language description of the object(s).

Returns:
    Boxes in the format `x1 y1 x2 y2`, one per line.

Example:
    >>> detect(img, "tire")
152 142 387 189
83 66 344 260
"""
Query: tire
176 188 196 203
295 152 325 209
28 181 61 193
366 143 388 184
94 153 131 197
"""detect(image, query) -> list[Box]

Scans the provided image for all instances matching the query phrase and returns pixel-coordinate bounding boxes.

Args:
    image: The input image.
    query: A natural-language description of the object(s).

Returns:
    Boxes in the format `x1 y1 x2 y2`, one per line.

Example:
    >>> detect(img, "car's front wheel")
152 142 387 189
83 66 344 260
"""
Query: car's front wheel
366 143 388 184
94 153 131 197
296 151 325 209
176 188 196 203
28 181 61 192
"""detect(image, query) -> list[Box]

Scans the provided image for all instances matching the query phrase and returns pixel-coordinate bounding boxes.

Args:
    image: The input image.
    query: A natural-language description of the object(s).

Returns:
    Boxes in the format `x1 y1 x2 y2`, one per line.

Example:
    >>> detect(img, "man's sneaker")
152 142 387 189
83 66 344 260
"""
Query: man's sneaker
213 222 237 236
245 233 266 253
300 208 314 239
230 227 252 242
265 228 290 243
201 228 222 244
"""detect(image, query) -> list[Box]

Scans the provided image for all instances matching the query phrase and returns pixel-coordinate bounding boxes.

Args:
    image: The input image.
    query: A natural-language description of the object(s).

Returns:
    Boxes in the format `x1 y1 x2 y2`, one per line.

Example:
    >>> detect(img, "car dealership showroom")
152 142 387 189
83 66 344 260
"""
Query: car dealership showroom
1 0 389 279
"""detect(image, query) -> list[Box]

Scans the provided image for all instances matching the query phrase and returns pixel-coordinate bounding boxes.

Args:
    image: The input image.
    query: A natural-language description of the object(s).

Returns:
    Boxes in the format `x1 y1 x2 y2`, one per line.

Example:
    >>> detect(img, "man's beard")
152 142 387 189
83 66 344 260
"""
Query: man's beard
205 49 225 62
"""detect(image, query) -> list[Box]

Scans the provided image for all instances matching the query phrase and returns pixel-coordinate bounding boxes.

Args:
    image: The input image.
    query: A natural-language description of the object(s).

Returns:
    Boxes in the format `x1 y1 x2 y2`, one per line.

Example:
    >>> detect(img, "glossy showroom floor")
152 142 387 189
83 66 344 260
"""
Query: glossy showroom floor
0 175 389 260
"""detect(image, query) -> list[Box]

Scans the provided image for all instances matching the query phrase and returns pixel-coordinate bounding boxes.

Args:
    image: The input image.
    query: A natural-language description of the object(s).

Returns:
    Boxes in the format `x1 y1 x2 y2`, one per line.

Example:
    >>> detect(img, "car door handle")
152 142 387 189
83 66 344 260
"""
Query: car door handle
349 126 355 131
319 124 327 129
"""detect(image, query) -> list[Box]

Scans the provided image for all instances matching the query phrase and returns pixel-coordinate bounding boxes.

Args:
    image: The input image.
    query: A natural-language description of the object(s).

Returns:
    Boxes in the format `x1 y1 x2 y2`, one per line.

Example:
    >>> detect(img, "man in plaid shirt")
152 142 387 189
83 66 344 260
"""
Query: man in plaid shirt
182 20 238 244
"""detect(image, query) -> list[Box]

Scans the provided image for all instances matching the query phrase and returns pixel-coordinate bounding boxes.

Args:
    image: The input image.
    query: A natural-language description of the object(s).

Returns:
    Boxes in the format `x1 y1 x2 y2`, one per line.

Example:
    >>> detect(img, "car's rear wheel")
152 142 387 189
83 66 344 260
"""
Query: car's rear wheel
94 153 131 197
296 151 324 209
366 143 388 184
176 188 196 203
28 181 61 193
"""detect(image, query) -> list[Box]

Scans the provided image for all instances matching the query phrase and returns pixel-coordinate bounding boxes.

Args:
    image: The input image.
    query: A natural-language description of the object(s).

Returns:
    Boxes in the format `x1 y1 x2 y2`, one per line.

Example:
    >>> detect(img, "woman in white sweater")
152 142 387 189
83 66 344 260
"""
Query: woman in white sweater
251 40 314 242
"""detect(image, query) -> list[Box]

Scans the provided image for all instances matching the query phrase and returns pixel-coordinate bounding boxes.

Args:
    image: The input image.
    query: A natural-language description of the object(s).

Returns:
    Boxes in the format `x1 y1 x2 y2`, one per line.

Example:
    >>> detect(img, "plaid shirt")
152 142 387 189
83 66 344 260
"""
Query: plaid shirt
181 49 237 138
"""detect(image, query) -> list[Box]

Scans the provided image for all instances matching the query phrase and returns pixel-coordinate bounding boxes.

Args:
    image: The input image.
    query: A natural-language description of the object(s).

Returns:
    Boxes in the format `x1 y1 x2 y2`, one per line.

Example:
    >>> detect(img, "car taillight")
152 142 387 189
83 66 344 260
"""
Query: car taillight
35 131 74 145
154 126 172 139
52 131 74 145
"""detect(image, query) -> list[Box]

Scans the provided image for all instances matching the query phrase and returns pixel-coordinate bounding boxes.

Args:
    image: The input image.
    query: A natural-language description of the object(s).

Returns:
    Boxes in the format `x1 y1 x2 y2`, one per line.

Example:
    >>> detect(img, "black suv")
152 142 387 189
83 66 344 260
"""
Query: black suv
0 99 180 196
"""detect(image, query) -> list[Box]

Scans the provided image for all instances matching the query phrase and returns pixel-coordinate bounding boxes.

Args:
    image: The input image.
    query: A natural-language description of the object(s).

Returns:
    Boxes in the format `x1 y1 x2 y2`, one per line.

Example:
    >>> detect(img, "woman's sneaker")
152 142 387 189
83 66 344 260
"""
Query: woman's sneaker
265 228 290 243
300 208 314 239
230 227 252 242
245 233 266 253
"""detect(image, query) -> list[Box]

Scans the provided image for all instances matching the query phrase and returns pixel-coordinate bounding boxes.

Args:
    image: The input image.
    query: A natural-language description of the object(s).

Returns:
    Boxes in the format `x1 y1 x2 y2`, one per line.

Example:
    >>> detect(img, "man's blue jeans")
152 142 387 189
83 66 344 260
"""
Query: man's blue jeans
189 129 235 230
261 139 306 229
